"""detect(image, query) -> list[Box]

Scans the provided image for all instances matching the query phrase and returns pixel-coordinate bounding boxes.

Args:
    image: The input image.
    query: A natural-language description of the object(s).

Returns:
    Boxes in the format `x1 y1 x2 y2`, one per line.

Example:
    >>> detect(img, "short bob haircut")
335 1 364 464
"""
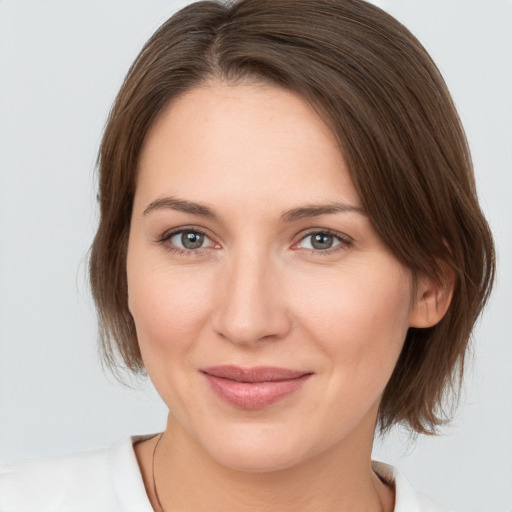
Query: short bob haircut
89 0 495 435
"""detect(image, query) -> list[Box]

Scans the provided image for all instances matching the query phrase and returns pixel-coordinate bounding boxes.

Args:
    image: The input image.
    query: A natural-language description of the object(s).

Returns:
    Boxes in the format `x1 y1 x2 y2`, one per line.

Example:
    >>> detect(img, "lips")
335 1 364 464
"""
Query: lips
200 366 313 410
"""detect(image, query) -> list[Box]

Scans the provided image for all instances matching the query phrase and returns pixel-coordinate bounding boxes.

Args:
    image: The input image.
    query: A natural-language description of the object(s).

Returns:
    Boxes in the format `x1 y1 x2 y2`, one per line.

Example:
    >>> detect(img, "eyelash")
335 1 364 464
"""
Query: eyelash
156 227 352 257
157 227 216 257
294 229 352 255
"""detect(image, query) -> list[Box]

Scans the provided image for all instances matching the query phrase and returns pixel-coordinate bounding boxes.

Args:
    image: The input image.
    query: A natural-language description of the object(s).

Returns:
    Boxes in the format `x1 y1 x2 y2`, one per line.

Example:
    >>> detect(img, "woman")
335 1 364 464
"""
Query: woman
0 0 495 511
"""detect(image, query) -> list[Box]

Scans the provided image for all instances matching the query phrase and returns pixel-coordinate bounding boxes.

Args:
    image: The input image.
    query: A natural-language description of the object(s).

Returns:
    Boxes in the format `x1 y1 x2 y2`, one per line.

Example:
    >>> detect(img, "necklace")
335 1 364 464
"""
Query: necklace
151 431 386 512
152 432 166 512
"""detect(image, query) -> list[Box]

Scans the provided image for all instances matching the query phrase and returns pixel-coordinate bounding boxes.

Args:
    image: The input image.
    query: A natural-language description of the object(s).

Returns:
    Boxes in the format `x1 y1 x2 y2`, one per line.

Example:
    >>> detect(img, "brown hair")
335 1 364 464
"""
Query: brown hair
89 0 495 434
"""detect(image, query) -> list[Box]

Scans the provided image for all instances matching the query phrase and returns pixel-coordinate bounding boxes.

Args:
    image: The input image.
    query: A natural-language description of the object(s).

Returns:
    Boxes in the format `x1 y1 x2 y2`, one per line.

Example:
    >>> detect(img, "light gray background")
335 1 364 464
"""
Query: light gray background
0 1 511 511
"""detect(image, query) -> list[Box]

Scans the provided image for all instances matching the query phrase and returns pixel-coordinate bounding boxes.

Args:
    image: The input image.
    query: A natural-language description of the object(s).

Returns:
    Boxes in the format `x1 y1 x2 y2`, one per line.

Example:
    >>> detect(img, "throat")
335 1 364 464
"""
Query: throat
134 428 394 512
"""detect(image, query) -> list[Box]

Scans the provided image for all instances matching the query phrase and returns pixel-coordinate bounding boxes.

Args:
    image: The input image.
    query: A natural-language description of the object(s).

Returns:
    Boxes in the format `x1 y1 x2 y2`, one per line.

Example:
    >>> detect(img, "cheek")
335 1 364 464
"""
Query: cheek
127 255 214 359
294 264 412 370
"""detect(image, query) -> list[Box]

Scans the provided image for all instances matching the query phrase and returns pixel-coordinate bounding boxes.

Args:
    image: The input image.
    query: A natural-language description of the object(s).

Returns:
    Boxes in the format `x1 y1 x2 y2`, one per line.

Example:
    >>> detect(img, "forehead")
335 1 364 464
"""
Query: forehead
135 82 360 214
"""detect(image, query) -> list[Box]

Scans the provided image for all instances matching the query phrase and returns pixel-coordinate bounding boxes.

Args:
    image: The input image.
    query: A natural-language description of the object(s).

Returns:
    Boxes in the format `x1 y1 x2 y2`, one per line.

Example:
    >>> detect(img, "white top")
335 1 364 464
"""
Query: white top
0 434 447 511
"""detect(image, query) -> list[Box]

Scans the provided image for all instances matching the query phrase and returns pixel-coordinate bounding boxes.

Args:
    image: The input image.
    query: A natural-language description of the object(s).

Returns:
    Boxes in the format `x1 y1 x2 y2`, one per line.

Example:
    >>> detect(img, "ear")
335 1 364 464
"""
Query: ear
409 267 455 328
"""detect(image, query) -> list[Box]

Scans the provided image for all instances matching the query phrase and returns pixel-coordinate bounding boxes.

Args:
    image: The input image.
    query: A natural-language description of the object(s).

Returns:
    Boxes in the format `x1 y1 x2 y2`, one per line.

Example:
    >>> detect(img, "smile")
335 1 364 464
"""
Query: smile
200 366 313 410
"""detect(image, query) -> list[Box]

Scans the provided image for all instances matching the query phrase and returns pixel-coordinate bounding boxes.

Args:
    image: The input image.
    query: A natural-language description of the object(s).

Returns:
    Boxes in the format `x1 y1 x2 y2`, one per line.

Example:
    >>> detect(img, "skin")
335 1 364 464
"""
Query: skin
128 81 450 512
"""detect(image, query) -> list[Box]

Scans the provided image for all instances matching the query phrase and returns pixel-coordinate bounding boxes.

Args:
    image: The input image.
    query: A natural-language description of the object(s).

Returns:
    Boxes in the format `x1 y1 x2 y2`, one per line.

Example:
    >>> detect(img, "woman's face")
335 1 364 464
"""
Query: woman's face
127 82 417 472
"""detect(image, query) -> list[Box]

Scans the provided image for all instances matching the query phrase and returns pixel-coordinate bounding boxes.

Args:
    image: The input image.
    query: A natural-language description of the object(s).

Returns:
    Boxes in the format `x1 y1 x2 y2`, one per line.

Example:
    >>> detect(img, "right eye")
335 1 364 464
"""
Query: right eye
173 230 206 250
159 228 218 255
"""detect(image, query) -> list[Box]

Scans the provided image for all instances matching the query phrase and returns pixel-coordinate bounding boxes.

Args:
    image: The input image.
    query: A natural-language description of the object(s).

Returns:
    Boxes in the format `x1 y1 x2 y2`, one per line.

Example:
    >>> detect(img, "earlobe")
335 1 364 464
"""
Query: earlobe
409 269 455 328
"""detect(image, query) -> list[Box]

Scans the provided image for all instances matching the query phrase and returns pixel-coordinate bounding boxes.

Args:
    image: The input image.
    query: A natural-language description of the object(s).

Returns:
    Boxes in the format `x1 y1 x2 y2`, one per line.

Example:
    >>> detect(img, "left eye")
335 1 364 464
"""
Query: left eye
298 232 344 251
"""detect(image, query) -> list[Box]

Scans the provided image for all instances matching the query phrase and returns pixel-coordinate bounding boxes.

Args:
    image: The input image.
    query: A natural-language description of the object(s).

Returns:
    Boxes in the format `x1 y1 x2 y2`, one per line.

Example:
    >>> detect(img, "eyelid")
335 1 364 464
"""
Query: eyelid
155 226 351 256
157 226 220 255
292 228 352 254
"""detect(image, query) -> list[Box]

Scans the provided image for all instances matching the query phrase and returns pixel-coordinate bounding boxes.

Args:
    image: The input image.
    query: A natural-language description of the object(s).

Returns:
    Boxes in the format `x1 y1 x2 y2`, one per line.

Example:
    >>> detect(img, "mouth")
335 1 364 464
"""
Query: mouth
200 365 313 410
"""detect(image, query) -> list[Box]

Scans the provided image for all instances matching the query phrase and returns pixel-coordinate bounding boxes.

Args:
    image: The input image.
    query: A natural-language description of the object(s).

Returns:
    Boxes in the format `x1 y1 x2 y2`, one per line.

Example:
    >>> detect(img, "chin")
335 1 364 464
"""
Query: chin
210 444 305 473
194 422 318 473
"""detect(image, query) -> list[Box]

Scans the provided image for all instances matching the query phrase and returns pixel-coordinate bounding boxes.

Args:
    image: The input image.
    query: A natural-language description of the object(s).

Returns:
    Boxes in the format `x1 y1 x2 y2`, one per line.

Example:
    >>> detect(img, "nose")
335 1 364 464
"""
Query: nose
211 249 292 346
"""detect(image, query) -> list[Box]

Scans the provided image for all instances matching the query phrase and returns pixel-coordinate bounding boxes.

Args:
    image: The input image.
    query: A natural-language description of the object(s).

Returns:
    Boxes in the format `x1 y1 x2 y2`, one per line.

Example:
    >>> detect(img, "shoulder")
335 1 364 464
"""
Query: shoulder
0 445 114 511
0 436 154 512
373 461 453 512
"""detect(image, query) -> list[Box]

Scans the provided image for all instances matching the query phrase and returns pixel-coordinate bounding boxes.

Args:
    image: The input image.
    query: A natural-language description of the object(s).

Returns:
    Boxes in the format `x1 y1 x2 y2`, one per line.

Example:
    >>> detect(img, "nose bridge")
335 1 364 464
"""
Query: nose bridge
213 244 290 345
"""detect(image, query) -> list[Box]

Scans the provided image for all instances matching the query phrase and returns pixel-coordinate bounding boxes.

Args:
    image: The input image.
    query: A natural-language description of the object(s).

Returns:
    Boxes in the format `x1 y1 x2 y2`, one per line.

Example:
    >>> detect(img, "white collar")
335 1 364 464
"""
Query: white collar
108 435 445 512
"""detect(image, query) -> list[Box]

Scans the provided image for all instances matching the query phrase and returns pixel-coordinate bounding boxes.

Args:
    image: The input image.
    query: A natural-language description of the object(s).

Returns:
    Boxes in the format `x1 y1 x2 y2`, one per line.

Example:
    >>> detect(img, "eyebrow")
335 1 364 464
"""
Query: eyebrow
143 196 365 221
279 202 365 222
143 197 217 218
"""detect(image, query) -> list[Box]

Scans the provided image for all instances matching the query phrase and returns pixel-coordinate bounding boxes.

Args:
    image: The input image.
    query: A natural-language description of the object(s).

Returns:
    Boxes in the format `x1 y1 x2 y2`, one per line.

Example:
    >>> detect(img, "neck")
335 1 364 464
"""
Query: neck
149 414 393 512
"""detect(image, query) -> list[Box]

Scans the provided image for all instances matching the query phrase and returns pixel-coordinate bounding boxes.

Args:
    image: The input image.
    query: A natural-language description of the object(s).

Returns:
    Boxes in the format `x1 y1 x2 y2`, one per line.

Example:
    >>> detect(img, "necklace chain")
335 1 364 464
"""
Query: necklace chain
151 431 386 512
152 432 166 512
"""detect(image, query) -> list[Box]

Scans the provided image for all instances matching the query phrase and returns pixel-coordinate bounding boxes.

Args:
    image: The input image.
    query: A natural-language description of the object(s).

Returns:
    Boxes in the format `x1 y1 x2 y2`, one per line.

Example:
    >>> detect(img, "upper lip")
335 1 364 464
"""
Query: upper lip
201 365 312 383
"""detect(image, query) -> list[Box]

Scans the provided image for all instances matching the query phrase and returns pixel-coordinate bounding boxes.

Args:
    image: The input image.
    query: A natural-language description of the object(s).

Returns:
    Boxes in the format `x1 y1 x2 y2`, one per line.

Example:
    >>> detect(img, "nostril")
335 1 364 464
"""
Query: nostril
211 260 292 345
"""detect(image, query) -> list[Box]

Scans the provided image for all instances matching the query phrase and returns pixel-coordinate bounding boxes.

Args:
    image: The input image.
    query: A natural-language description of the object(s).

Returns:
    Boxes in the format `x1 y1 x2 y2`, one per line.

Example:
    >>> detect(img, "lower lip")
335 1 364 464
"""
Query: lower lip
202 373 312 410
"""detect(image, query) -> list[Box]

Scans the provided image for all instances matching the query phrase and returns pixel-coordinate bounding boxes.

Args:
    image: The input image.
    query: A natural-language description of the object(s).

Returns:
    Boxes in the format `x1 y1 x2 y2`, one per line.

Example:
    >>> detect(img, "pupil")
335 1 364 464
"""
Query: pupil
182 232 204 249
312 233 333 250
